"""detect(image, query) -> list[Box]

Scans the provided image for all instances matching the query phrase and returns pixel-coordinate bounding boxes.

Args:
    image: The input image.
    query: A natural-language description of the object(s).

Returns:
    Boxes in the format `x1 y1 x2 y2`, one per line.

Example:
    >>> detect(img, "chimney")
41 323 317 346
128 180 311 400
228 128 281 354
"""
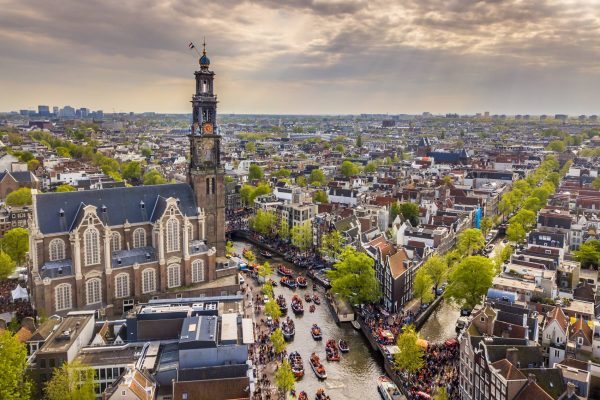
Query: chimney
566 382 576 398
506 347 519 366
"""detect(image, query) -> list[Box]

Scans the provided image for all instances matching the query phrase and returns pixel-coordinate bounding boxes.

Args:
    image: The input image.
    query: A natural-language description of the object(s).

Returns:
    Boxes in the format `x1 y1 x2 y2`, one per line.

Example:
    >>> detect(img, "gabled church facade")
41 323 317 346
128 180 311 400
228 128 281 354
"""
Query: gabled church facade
28 46 237 317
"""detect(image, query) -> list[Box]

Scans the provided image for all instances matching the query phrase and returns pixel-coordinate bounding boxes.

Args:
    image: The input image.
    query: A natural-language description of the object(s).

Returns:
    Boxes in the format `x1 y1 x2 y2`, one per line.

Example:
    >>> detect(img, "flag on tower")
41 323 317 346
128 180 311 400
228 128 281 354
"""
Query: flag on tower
189 42 195 49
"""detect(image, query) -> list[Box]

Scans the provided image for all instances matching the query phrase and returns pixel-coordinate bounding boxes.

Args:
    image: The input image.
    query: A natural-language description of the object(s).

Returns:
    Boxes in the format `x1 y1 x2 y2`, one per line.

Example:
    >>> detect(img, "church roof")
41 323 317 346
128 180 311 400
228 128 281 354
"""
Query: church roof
35 183 198 234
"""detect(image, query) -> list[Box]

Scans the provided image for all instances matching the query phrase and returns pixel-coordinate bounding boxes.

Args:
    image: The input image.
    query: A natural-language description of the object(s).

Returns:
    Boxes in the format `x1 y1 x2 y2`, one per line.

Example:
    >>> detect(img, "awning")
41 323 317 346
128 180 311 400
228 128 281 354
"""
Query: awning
11 285 29 301
416 339 428 349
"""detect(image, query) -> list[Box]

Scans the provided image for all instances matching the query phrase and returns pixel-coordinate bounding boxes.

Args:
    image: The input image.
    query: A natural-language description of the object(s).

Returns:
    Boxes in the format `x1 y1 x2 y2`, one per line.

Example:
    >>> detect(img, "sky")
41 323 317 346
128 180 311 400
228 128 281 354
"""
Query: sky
2 0 600 115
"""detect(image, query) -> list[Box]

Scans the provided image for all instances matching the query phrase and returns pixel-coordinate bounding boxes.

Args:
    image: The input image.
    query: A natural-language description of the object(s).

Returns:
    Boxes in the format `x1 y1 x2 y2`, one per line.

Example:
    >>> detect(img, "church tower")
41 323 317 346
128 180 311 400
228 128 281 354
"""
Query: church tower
188 42 226 256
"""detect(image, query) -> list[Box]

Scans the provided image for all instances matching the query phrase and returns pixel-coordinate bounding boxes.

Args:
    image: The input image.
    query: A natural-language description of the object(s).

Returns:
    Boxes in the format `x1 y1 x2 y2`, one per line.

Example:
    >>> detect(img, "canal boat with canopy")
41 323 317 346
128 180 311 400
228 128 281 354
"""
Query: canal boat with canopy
296 276 308 288
280 276 297 289
309 353 327 379
377 375 404 400
277 295 287 314
277 265 294 277
291 295 304 314
282 317 295 341
325 339 341 361
289 351 304 379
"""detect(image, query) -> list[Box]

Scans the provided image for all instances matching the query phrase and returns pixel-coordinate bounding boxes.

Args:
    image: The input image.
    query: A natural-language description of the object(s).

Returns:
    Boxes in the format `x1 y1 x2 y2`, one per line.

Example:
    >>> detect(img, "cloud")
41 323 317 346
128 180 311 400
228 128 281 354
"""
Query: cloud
1 0 600 114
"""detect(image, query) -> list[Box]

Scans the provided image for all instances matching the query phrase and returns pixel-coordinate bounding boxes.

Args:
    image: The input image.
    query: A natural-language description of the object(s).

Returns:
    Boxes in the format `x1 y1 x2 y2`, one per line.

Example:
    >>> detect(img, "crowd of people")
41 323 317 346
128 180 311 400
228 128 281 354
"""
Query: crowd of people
0 279 34 321
359 305 460 400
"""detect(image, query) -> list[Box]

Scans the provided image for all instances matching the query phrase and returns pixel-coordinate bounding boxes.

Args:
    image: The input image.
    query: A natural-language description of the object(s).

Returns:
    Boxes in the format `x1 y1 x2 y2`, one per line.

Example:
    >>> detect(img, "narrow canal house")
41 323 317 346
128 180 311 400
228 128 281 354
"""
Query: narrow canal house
28 45 239 318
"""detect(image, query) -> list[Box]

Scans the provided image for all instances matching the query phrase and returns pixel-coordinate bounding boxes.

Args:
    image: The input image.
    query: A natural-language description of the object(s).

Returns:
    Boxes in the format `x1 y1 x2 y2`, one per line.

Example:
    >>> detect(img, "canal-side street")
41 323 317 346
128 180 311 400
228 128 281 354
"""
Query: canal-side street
234 239 462 399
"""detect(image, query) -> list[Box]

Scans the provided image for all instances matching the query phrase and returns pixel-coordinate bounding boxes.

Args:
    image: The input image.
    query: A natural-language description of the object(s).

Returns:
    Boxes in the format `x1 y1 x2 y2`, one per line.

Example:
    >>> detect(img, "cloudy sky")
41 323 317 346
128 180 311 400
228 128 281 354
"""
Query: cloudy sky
2 0 600 115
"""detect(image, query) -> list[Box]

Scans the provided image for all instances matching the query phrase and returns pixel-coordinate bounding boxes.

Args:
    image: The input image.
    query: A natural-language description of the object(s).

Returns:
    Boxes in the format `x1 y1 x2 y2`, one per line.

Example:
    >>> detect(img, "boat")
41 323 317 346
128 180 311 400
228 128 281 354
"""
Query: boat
260 250 273 258
455 316 468 332
289 351 304 379
309 304 316 313
282 317 295 341
305 294 312 302
377 375 403 400
277 265 294 277
325 339 340 361
298 392 308 400
291 295 304 314
296 276 308 288
315 388 329 400
309 353 327 379
313 295 321 305
280 276 297 289
311 324 322 340
313 283 318 290
268 278 278 287
277 295 287 314
351 320 361 330
338 339 349 353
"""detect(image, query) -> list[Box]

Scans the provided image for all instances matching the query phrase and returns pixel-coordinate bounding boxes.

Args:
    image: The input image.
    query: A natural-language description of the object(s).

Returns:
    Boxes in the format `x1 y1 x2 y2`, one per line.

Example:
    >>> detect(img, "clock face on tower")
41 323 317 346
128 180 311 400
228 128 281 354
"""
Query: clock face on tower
202 122 213 134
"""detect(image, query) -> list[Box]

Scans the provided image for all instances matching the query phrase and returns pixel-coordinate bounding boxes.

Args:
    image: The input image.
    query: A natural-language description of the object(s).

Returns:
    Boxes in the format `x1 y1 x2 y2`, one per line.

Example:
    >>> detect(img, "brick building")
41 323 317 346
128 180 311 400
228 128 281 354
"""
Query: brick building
28 48 237 318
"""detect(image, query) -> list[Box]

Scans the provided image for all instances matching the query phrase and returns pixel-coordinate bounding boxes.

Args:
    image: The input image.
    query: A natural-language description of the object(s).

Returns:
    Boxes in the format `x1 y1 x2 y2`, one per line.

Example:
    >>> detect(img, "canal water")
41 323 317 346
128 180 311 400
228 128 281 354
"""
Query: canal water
233 241 384 400
418 300 460 342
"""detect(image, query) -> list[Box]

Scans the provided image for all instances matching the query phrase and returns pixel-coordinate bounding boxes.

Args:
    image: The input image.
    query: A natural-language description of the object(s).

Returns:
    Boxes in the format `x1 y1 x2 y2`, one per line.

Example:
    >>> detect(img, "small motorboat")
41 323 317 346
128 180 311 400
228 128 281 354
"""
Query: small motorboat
289 351 304 379
291 295 304 315
315 388 329 400
282 317 295 341
309 304 316 313
260 250 273 258
311 324 322 340
296 276 308 288
305 294 312 302
325 339 340 361
313 295 321 305
338 339 349 353
309 353 327 379
277 265 294 277
277 295 287 314
377 375 403 400
268 278 278 287
313 283 318 290
298 391 308 400
280 276 297 289
351 320 361 330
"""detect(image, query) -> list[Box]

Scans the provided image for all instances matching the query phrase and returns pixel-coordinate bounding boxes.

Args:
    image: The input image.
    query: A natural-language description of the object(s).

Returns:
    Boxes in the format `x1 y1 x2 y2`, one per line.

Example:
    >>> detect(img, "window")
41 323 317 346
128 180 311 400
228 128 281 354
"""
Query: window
49 239 66 261
166 218 180 252
84 226 100 265
187 224 193 240
111 232 121 252
167 264 181 288
142 268 156 293
133 228 146 248
114 273 130 299
86 278 101 305
577 337 584 345
55 283 72 311
192 259 205 283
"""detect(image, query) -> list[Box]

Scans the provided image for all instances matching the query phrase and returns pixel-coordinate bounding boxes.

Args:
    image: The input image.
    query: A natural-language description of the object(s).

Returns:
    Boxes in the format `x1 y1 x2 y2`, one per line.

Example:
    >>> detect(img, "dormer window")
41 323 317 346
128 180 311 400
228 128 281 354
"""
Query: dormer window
59 208 65 217
101 205 107 213
140 201 145 209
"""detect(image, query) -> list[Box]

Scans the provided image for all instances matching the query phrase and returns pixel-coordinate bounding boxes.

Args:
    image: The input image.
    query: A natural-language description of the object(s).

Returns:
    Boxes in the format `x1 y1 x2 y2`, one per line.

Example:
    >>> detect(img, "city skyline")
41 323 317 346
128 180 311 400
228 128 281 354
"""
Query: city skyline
2 0 600 115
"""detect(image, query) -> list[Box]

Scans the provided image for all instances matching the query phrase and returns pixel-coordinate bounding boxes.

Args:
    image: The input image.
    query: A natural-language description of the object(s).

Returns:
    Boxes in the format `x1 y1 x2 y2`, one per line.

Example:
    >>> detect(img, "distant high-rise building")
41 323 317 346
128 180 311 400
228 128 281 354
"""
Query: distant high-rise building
19 110 30 116
80 108 89 118
555 114 568 121
53 106 59 115
590 115 598 122
484 111 490 117
61 106 75 118
38 105 50 117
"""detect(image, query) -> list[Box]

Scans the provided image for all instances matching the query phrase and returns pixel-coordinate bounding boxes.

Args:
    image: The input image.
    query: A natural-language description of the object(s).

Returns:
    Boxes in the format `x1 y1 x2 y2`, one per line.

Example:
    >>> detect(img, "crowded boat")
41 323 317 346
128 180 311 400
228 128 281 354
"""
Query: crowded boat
276 264 294 277
312 294 321 305
289 351 304 379
338 339 349 353
291 295 304 314
325 339 341 361
311 324 322 340
377 375 403 400
304 293 312 302
282 317 295 341
296 276 308 288
309 304 316 313
277 294 287 314
309 353 327 379
280 276 297 289
315 388 331 400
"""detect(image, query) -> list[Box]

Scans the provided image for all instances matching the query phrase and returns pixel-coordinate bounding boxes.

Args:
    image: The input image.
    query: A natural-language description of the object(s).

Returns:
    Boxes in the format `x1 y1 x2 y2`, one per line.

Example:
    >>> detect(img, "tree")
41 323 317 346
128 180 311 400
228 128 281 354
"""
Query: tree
413 268 434 305
493 244 513 273
0 251 16 280
270 327 286 353
457 228 485 256
27 159 40 171
400 202 420 226
244 250 256 263
122 161 142 181
335 143 346 153
274 168 291 178
141 147 152 157
522 196 542 212
291 220 313 252
356 134 363 148
6 188 32 206
531 187 552 206
258 261 273 279
320 230 344 260
225 241 234 256
313 190 329 203
45 360 96 400
326 246 381 304
339 160 359 177
142 169 167 185
422 255 448 293
240 184 255 206
250 210 277 236
309 169 326 186
245 142 256 153
253 182 271 201
509 209 536 231
265 297 282 320
275 360 296 396
546 140 566 152
0 330 31 400
444 256 495 309
434 387 449 400
278 218 290 241
56 147 71 157
592 177 600 190
513 180 531 196
480 217 493 237
393 325 425 373
2 228 29 266
296 176 307 187
248 164 264 181
574 242 600 268
224 175 234 184
364 161 377 173
262 280 274 297
506 223 526 243
56 184 76 192
497 197 512 220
